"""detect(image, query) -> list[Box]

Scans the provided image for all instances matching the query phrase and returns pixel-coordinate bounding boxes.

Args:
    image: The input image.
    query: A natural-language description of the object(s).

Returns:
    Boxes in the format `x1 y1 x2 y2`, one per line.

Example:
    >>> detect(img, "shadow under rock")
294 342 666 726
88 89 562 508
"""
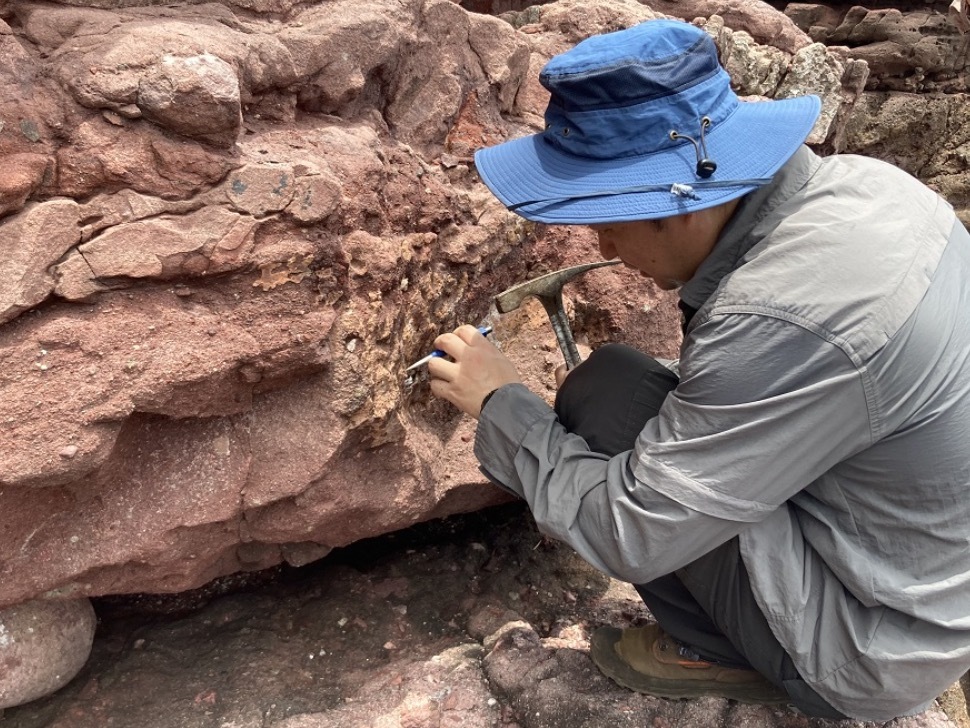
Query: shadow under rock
1 501 962 728
0 502 616 728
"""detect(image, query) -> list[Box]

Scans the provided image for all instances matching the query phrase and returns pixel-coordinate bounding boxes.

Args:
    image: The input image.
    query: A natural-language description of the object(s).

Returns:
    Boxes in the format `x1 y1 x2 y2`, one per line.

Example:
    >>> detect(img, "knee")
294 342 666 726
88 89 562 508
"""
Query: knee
556 344 634 410
584 342 644 371
559 344 676 402
562 343 645 390
555 343 679 436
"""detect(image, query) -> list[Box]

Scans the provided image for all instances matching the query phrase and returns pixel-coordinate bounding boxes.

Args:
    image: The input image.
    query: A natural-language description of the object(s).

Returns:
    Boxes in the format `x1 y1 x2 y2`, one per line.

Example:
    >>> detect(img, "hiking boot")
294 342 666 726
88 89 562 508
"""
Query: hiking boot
589 623 790 704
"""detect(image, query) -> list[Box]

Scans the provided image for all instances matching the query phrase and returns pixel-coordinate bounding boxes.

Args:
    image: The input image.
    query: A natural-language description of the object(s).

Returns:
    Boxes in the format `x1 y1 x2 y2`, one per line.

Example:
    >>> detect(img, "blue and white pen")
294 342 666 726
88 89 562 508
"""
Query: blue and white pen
405 325 494 371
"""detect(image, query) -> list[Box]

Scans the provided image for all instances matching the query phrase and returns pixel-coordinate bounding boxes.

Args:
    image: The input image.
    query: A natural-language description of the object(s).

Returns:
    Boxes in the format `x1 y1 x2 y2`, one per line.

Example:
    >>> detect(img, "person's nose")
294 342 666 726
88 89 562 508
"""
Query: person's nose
597 231 616 260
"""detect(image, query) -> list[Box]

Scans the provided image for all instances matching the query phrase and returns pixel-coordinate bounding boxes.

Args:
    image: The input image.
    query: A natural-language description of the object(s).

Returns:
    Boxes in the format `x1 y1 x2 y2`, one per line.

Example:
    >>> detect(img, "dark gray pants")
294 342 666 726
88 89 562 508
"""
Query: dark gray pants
554 343 847 719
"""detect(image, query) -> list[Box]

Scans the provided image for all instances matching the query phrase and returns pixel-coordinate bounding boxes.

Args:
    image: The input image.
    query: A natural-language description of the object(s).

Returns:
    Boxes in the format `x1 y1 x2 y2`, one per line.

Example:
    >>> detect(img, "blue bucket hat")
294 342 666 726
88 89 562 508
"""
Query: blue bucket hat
474 19 821 224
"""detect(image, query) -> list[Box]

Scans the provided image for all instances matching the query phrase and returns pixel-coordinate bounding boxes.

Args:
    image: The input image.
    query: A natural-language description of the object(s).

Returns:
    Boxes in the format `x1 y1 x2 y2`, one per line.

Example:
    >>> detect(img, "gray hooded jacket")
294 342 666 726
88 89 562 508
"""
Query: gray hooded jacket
474 146 970 720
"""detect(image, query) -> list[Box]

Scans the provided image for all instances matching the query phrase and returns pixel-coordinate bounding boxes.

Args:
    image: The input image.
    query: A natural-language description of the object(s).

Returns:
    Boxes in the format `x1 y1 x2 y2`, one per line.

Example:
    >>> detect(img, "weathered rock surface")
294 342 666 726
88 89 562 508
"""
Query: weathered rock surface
1 0 970 712
783 2 970 92
779 1 970 218
1 506 967 727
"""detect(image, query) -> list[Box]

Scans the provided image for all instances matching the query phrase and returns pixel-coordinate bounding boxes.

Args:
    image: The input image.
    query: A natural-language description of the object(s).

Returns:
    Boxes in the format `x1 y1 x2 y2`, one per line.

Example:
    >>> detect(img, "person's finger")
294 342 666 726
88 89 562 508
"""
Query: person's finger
453 324 485 344
427 356 458 382
428 377 451 404
432 331 467 359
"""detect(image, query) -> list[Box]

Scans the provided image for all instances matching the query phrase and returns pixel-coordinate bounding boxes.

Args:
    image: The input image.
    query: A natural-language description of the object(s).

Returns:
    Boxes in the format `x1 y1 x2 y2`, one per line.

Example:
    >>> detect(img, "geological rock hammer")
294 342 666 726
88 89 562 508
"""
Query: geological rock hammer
494 260 621 370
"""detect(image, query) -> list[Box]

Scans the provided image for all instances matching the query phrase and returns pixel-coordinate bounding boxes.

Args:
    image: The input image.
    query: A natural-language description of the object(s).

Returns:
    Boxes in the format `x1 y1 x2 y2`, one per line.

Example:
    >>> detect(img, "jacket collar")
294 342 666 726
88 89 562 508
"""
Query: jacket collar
679 145 823 314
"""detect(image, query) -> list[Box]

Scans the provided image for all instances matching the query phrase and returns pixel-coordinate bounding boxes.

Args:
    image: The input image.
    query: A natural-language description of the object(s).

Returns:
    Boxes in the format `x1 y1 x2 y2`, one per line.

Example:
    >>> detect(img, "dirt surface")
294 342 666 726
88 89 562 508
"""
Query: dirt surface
0 503 962 728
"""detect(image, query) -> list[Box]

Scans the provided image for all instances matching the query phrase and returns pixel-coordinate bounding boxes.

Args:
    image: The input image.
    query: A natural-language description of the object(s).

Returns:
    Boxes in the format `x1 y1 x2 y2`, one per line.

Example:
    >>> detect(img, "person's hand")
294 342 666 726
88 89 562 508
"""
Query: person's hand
554 363 570 389
553 343 591 389
428 324 521 419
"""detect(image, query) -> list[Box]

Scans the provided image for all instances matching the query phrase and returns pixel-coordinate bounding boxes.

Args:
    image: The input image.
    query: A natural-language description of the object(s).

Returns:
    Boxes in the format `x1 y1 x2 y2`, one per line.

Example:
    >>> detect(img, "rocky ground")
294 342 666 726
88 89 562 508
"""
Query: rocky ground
0 502 965 728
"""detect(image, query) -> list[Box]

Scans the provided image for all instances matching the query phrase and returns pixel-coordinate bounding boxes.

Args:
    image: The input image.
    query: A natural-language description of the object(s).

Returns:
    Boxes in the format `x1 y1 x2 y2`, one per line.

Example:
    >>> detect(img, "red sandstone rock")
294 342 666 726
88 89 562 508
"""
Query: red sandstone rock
137 53 243 148
0 200 81 325
0 153 50 217
0 0 949 630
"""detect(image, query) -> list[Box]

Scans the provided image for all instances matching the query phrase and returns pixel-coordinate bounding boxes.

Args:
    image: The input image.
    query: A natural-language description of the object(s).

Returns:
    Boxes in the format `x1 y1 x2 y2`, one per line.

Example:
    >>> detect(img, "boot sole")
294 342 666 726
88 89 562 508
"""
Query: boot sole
589 626 791 705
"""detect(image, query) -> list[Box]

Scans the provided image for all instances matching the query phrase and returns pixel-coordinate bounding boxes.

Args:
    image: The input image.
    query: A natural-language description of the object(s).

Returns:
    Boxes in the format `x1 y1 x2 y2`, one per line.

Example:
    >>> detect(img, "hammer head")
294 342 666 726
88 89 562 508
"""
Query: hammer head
494 259 621 313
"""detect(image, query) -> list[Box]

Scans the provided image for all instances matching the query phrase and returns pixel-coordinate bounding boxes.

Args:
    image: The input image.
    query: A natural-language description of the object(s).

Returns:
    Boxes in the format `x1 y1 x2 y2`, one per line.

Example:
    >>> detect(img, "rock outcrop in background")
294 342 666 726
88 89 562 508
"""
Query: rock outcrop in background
1 0 969 710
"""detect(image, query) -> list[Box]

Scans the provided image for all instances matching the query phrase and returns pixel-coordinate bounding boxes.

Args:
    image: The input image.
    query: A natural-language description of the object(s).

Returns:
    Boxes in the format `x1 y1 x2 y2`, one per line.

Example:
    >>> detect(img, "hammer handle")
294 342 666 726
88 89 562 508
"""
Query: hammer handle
539 291 582 369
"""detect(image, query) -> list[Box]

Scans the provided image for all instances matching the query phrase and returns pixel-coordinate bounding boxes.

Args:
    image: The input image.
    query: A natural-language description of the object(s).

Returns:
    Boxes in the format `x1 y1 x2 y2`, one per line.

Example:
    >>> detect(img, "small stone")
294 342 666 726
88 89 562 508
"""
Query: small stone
19 119 40 142
0 598 96 709
101 110 125 126
117 104 142 119
58 445 79 459
238 365 262 383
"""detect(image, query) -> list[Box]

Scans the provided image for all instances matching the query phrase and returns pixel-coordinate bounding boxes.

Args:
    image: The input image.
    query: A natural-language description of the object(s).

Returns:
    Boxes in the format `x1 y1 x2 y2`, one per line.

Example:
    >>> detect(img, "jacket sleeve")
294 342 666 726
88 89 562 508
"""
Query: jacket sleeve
473 313 872 584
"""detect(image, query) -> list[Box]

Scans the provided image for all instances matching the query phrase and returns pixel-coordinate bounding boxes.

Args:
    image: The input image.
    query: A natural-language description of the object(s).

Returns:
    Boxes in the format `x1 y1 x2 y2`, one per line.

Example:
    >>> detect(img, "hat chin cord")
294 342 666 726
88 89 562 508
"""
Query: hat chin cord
507 175 772 213
669 116 718 179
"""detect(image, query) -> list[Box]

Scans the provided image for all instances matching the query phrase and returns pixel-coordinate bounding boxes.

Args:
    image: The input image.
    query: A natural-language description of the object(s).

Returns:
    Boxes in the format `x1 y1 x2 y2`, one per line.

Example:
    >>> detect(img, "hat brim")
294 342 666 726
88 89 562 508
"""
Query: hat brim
474 95 822 224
